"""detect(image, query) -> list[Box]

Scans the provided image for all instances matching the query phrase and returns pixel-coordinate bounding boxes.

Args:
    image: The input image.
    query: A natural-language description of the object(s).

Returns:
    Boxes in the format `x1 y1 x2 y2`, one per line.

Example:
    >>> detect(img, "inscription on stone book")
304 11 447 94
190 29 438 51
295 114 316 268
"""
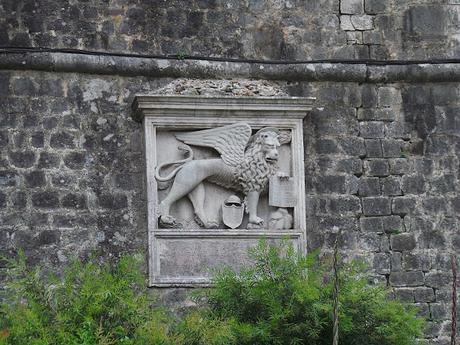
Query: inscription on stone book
269 176 296 208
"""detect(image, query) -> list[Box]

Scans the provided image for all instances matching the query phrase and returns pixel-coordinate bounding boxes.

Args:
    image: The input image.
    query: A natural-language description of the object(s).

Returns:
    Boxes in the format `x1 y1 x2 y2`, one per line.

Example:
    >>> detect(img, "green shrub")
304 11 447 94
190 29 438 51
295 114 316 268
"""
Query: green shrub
0 252 177 345
0 242 425 345
197 240 425 345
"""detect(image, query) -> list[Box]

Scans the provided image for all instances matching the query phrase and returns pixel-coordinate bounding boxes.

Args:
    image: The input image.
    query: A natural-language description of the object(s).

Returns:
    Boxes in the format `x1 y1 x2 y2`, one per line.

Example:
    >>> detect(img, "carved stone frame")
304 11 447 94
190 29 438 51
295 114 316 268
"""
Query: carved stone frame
132 95 314 287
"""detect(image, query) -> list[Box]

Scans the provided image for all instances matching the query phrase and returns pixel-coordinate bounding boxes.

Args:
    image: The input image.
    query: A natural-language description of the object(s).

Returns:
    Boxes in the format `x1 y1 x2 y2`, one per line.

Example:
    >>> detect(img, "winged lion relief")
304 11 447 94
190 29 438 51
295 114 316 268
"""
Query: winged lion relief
155 122 292 229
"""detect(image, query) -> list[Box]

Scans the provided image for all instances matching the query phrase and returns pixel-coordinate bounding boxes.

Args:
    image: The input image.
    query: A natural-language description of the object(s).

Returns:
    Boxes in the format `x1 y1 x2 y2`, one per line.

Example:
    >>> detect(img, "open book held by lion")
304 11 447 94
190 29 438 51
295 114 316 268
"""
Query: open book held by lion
155 122 290 229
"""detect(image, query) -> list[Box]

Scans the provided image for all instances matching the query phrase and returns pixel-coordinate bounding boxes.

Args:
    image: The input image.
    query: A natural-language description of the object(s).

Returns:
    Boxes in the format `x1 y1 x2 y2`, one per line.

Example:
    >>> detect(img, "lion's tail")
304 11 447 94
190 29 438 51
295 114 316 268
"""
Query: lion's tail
155 144 193 182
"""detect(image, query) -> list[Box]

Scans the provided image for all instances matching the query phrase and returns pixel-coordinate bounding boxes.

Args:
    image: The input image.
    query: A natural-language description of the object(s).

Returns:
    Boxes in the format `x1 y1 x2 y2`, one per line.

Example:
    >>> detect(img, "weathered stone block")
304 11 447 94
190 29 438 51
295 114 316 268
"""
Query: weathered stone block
414 303 430 319
64 151 86 169
11 77 38 96
316 175 347 194
361 84 377 108
0 192 6 208
391 233 416 251
381 176 401 196
23 115 38 127
389 271 424 287
364 159 389 176
340 15 354 30
381 139 401 158
350 15 373 30
11 191 26 209
424 272 451 289
346 31 363 44
422 197 447 214
0 171 18 187
401 175 426 194
358 232 384 252
340 0 363 14
385 121 411 139
391 252 402 271
373 252 390 274
403 253 431 271
394 288 414 302
414 287 435 303
98 194 128 209
430 175 456 194
430 303 448 321
25 170 46 188
451 196 460 213
328 196 361 214
358 177 380 196
37 230 60 246
362 30 383 44
32 191 59 208
378 87 402 107
413 158 434 176
13 131 27 149
359 121 384 138
381 215 403 233
362 197 391 216
62 193 87 209
358 108 395 121
114 173 143 191
38 152 60 169
365 0 389 14
0 130 8 148
364 139 382 157
420 230 446 250
339 137 366 156
315 138 340 154
336 157 363 175
360 216 384 233
50 131 75 149
43 117 58 129
404 6 446 36
389 158 411 175
31 131 44 148
8 151 36 168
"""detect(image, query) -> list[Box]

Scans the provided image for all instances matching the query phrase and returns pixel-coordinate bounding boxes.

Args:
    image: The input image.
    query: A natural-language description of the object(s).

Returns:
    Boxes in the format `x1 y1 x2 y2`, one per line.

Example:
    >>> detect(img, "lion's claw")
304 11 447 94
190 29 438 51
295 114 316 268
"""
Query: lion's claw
159 215 182 228
247 222 263 229
205 221 219 229
277 172 290 179
194 214 219 229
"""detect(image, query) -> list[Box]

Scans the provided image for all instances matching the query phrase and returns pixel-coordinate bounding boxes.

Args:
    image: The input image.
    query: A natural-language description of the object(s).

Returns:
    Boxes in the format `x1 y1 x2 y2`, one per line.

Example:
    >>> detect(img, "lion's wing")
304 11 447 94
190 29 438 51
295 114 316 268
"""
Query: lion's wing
175 123 252 166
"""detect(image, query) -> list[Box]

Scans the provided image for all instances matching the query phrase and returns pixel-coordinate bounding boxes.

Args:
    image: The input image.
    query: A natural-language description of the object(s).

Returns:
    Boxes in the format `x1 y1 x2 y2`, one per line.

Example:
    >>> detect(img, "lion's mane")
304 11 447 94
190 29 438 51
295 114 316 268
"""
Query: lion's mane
234 136 278 193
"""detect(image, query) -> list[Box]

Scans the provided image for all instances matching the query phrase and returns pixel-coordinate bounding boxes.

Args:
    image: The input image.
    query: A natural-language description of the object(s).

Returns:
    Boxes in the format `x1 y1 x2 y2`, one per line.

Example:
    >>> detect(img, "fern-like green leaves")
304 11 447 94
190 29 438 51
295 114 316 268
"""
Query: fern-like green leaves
0 241 425 345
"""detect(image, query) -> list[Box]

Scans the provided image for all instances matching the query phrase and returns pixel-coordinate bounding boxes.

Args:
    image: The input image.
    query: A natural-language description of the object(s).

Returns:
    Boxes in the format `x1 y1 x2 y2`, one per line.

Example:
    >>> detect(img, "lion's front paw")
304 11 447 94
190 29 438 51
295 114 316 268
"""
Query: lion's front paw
159 215 182 228
248 216 264 229
205 221 219 229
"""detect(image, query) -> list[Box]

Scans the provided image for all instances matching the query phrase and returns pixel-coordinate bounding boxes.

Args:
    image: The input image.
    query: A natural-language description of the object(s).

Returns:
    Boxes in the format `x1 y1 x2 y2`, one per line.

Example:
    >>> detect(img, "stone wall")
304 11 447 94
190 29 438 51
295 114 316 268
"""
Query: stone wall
1 0 459 60
0 70 458 342
0 0 459 343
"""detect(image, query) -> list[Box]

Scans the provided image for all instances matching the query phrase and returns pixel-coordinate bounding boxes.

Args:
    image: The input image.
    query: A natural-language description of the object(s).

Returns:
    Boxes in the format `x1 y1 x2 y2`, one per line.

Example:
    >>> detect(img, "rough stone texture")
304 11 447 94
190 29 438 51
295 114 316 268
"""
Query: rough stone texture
0 27 459 343
0 0 459 60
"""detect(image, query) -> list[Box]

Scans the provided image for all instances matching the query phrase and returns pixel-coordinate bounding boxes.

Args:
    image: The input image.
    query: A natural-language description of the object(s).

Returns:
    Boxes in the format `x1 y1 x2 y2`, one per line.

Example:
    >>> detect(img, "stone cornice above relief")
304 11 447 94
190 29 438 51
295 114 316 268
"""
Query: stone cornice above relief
2 51 460 83
131 95 315 122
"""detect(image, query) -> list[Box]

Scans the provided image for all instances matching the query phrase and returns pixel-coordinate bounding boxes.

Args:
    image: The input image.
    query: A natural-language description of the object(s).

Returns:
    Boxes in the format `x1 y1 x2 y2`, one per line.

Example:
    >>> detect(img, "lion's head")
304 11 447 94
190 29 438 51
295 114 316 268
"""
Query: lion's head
253 128 281 164
234 128 281 193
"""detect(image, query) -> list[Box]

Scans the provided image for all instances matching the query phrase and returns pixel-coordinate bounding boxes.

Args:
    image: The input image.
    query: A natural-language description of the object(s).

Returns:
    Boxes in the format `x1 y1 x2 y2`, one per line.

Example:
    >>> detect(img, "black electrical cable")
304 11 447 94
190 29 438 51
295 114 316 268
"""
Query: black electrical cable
0 46 459 65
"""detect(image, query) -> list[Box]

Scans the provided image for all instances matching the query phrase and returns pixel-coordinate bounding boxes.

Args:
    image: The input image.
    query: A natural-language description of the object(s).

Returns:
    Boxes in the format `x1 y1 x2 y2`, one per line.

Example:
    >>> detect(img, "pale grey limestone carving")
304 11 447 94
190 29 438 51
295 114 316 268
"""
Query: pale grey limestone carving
132 95 313 286
155 122 286 229
268 208 293 230
222 195 244 229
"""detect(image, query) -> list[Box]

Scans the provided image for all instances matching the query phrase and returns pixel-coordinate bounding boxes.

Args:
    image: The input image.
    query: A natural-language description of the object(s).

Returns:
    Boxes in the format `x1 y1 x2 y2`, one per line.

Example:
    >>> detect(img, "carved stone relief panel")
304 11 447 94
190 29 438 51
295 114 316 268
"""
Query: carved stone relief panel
132 96 313 286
